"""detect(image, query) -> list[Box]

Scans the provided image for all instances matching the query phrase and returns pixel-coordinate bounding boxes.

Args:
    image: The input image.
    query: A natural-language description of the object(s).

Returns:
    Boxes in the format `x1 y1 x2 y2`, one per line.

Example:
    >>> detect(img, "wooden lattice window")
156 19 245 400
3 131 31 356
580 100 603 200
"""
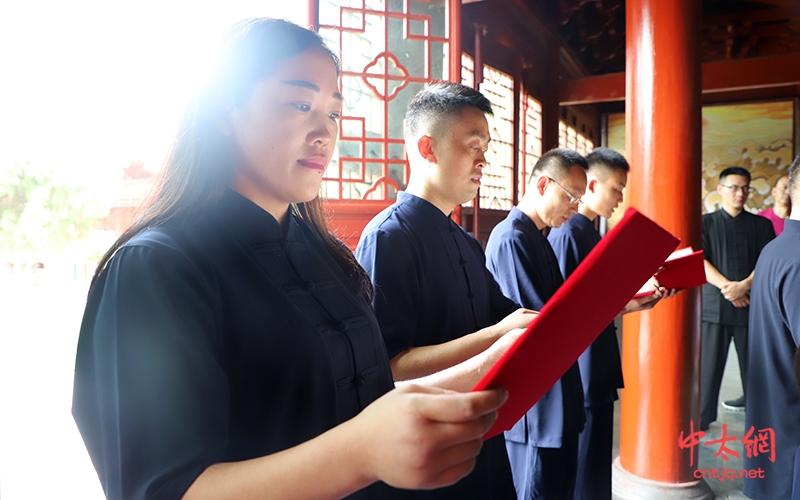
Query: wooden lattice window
460 54 515 210
479 65 514 210
559 120 594 155
317 0 457 201
518 93 542 197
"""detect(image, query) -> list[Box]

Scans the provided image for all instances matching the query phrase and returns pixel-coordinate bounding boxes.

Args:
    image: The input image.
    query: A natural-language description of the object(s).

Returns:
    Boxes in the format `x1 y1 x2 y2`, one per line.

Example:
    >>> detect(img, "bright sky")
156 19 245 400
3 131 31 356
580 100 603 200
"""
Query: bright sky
0 1 307 187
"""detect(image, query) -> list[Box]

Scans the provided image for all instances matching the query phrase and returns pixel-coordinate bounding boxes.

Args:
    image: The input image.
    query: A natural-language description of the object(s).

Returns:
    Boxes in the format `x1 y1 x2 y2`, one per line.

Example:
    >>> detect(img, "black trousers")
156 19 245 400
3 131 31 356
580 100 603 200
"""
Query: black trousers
700 321 748 429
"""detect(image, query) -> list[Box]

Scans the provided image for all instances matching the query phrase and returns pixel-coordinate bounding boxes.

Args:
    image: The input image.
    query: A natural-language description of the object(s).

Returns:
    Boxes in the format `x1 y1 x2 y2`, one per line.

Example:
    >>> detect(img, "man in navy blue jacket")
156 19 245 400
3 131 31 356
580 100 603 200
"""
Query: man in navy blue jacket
485 148 588 500
548 148 663 500
743 155 800 500
355 81 536 500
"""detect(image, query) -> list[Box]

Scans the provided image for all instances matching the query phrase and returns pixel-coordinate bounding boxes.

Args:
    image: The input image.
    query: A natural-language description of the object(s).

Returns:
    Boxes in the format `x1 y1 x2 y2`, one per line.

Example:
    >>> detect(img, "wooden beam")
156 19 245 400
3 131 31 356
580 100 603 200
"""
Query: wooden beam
751 0 799 7
559 72 626 104
703 6 799 26
559 53 800 104
702 84 800 104
703 53 800 92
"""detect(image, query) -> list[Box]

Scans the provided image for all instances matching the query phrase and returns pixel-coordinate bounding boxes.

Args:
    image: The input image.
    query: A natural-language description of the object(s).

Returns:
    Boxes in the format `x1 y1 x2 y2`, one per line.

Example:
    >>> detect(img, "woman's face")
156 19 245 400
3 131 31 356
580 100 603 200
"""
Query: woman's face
226 47 342 222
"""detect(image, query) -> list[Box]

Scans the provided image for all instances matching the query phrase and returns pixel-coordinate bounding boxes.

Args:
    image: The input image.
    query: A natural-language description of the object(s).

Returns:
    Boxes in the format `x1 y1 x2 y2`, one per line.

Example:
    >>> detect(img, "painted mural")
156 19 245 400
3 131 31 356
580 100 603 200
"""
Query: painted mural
700 101 793 213
606 100 794 220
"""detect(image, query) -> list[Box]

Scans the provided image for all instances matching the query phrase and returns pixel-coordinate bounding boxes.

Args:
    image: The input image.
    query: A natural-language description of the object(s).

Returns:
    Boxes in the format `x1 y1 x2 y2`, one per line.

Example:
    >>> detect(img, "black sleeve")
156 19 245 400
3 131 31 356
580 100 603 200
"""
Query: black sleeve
701 213 714 264
755 218 776 259
72 242 228 500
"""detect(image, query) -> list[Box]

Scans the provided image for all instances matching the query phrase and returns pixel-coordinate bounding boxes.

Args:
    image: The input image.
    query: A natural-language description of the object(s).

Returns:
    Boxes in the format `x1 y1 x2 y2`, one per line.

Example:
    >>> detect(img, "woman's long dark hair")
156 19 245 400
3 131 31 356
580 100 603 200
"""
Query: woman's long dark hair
94 18 373 299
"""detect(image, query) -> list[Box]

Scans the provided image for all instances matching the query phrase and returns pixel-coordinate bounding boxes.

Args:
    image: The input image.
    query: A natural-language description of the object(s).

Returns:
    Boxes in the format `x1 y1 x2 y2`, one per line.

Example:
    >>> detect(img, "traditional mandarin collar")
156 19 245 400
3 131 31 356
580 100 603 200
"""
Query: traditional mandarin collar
214 188 301 245
509 206 544 236
719 208 748 220
396 191 459 229
570 212 593 229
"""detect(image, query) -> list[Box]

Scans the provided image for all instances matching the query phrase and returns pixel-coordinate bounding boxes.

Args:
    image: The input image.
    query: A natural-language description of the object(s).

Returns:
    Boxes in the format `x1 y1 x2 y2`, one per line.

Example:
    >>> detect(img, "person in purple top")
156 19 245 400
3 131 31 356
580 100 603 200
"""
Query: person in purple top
758 174 790 236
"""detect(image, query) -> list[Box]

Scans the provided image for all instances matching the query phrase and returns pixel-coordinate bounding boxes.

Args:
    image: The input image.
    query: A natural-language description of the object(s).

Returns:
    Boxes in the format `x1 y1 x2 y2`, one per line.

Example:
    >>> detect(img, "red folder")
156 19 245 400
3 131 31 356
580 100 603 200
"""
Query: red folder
634 248 706 297
657 248 706 290
472 208 680 439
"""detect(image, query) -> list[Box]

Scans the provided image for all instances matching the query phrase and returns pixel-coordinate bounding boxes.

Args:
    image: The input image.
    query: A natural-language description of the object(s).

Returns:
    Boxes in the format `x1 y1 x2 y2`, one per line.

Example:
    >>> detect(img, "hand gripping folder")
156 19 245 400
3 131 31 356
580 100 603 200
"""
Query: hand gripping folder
472 207 680 439
634 247 706 297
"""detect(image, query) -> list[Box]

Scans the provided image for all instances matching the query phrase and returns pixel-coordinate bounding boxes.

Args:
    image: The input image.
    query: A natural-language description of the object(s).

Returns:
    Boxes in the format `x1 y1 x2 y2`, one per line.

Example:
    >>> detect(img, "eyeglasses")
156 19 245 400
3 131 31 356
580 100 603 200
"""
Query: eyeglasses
721 184 751 194
547 177 583 206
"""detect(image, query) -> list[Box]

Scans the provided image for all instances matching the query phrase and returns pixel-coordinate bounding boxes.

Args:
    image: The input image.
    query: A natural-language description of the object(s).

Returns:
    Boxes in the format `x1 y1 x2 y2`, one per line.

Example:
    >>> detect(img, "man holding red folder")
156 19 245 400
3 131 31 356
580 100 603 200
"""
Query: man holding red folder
485 148 589 500
548 148 664 500
355 82 536 500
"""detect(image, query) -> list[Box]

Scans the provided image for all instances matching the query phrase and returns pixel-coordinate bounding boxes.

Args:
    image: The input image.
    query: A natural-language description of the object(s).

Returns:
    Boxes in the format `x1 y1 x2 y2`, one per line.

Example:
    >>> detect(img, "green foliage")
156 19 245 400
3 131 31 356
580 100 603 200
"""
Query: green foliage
0 162 107 257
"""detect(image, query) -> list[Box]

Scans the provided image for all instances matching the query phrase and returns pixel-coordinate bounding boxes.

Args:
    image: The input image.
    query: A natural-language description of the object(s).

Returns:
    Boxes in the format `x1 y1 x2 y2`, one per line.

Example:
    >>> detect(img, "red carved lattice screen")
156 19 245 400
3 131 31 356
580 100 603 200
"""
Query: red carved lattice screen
316 0 458 202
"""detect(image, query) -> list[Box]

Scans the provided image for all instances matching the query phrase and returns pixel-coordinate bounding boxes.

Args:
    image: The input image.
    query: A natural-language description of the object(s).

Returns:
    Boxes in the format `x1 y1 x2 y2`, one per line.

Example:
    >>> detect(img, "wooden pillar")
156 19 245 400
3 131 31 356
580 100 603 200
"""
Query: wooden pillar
793 97 799 159
449 0 462 226
541 41 561 153
307 0 319 30
471 23 485 237
512 55 522 206
614 0 711 497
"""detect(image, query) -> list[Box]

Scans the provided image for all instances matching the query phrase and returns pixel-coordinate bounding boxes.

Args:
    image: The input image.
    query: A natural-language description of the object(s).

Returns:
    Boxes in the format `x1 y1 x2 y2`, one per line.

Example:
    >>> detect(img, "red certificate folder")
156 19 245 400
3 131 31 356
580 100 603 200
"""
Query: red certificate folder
657 248 706 290
472 208 680 439
634 248 706 297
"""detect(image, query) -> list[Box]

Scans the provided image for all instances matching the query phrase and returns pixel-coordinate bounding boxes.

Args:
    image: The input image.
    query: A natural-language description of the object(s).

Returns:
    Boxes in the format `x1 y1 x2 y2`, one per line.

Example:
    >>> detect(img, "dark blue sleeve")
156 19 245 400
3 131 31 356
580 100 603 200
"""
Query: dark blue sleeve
472 237 521 321
488 266 522 321
785 260 800 346
72 244 229 500
548 228 582 281
355 229 421 360
488 237 548 312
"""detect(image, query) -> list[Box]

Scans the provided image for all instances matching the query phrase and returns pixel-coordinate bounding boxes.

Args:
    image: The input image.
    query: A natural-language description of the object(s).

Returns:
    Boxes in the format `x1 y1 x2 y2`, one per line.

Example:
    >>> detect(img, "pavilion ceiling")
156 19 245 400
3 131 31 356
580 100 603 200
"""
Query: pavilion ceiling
528 0 800 75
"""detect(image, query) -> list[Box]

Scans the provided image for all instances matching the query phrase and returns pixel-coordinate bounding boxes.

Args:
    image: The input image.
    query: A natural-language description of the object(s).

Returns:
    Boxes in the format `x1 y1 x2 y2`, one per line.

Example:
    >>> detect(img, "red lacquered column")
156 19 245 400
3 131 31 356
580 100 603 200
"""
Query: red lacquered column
615 0 710 497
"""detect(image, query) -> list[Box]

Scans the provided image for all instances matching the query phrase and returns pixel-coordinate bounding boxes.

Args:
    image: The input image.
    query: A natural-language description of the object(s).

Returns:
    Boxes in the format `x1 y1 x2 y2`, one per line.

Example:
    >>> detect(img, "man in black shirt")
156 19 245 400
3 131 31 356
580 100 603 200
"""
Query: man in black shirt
700 166 774 430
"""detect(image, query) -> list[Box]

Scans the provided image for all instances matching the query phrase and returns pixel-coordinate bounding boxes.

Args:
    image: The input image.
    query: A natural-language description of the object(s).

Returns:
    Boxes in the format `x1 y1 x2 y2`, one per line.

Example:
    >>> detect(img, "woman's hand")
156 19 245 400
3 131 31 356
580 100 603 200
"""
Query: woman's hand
351 384 507 490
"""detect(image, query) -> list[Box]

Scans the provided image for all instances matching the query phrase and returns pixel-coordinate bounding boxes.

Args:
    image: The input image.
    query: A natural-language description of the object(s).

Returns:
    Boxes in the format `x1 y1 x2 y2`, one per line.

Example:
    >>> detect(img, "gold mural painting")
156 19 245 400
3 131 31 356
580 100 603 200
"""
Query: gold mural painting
701 101 793 214
606 100 794 223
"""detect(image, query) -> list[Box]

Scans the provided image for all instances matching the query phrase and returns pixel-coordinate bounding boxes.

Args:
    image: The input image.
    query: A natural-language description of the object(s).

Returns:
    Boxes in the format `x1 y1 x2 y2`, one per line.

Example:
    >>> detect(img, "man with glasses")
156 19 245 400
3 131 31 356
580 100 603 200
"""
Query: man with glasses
758 174 790 236
700 166 775 429
485 148 588 499
547 147 667 500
